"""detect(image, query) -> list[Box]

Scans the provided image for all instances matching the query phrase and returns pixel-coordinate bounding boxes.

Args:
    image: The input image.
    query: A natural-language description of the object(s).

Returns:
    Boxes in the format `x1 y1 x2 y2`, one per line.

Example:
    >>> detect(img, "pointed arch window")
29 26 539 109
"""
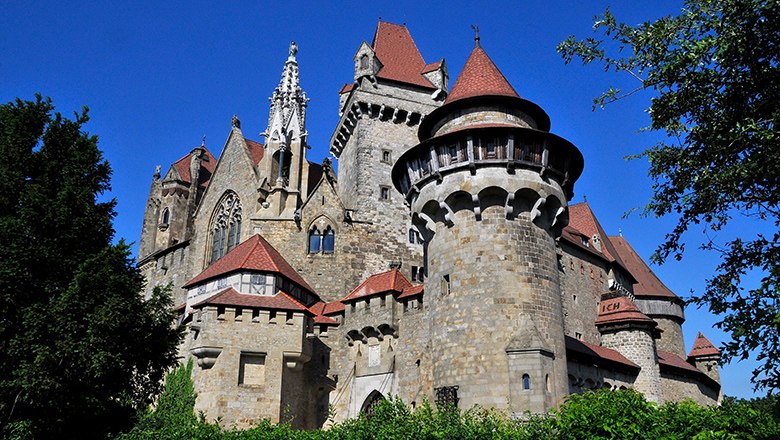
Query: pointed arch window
308 223 335 255
161 207 170 225
322 226 335 253
308 226 321 254
209 192 242 264
522 374 531 390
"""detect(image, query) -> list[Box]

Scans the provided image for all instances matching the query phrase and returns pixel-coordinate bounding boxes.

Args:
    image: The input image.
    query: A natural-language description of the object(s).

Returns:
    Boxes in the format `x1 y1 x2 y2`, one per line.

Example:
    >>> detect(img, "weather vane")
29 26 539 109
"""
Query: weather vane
471 24 480 47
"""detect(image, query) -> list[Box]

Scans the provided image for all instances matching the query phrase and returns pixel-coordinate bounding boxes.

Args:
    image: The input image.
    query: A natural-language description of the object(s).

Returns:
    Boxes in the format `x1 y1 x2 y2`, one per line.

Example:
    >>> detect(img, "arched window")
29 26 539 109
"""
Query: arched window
308 226 321 254
360 390 384 417
360 54 369 69
161 207 170 225
522 374 531 390
308 222 336 255
322 226 335 253
209 192 242 264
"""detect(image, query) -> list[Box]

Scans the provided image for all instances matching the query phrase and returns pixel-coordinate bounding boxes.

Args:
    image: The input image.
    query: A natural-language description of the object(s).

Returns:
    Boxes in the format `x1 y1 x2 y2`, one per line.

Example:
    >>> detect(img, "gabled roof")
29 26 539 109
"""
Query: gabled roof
422 60 443 74
595 296 657 327
444 46 519 104
372 21 436 89
171 147 217 187
244 138 264 165
341 269 412 302
565 336 640 373
609 236 679 300
688 332 721 358
339 83 355 94
191 287 311 313
183 234 315 293
566 202 632 276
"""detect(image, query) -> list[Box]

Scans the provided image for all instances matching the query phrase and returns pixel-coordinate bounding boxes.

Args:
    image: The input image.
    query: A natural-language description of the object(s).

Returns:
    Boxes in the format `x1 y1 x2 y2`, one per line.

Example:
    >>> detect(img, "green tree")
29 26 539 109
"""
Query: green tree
0 96 182 439
558 0 780 390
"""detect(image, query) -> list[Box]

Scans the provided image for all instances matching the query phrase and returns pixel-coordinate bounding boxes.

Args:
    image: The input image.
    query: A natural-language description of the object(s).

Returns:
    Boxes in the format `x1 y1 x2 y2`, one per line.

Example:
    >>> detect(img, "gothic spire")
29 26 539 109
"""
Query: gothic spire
264 41 308 142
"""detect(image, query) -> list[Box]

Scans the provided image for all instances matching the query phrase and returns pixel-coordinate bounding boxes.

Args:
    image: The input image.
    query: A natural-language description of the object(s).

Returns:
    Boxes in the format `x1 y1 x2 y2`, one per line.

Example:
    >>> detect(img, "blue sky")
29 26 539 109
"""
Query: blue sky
0 1 764 399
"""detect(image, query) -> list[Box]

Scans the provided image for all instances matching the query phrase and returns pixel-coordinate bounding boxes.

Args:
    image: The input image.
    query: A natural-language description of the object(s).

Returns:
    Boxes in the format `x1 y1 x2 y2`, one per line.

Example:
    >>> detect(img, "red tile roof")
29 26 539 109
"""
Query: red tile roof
560 224 611 262
191 287 311 313
565 336 640 372
245 138 264 165
445 46 519 104
341 269 412 302
595 296 657 327
688 332 721 358
339 83 355 94
421 60 443 74
172 147 217 188
397 284 424 299
372 21 435 89
609 236 679 299
566 202 631 274
657 350 701 374
183 234 315 293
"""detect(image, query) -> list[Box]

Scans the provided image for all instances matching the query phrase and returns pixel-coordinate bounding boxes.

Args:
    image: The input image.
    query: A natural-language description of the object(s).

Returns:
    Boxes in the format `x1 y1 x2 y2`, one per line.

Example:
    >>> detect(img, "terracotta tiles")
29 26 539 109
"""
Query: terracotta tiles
244 138 264 165
172 147 217 188
610 236 678 299
341 269 412 302
565 336 640 371
688 332 721 358
595 296 657 327
372 21 435 89
444 46 519 104
183 234 315 293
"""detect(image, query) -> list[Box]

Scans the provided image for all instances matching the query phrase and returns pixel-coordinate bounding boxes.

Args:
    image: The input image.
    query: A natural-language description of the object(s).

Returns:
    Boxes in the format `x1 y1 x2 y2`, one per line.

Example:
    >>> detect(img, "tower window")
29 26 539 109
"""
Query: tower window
360 54 369 69
379 186 390 201
381 150 392 164
441 274 450 295
161 207 170 225
522 374 531 390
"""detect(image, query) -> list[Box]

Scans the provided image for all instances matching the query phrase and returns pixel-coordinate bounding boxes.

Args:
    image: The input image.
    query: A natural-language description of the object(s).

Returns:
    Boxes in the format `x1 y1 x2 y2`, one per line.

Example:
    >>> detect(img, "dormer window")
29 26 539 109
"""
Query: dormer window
360 54 369 69
581 236 589 247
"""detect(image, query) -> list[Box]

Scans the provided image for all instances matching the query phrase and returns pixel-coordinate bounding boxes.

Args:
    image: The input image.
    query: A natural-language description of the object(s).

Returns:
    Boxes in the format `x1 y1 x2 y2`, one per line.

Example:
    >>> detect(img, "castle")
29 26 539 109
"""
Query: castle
138 22 723 429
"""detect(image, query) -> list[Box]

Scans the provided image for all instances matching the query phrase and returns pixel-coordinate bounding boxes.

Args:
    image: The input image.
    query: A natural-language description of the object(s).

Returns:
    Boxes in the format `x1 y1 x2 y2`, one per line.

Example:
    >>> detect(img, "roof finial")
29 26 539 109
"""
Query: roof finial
201 135 206 147
583 194 587 202
619 227 623 237
232 114 241 129
471 24 481 48
288 41 298 60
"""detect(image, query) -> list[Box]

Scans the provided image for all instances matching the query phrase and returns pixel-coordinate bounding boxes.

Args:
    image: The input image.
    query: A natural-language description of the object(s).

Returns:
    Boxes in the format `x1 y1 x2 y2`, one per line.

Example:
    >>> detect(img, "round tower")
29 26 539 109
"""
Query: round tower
391 41 583 413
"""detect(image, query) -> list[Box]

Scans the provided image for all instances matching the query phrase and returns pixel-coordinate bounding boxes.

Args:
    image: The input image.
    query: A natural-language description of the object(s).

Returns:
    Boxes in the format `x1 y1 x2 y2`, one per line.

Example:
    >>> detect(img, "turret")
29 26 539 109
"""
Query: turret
391 38 583 413
596 295 663 403
688 332 722 401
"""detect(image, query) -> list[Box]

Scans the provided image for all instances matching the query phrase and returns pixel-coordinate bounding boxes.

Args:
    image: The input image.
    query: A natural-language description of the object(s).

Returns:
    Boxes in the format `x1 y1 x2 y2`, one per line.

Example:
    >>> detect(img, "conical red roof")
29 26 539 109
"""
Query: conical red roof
688 332 721 358
445 46 519 104
595 295 656 327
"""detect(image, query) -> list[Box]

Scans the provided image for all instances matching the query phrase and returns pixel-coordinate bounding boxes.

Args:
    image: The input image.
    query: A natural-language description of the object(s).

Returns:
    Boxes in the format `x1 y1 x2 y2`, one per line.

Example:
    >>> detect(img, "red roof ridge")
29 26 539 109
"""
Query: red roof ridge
421 60 443 74
688 332 721 358
567 202 632 277
170 146 217 187
444 46 519 104
398 283 424 299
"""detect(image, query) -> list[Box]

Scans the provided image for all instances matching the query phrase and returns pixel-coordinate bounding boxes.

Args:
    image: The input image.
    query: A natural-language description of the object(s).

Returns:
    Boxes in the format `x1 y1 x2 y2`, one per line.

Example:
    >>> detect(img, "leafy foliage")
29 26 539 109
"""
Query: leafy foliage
117 386 780 439
0 96 182 439
557 0 780 390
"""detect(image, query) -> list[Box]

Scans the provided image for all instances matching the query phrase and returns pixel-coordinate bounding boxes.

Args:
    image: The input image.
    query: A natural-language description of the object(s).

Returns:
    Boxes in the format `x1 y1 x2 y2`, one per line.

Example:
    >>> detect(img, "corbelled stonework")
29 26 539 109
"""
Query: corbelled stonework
138 21 722 429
